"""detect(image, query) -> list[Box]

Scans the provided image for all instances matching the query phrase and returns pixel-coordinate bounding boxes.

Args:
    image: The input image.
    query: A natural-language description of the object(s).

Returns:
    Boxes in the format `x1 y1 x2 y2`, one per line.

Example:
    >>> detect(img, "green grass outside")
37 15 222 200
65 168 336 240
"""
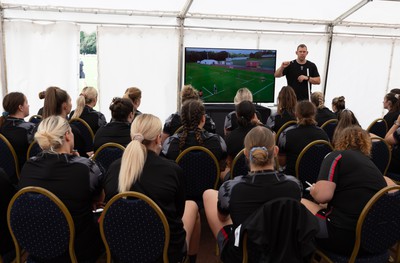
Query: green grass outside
185 63 275 103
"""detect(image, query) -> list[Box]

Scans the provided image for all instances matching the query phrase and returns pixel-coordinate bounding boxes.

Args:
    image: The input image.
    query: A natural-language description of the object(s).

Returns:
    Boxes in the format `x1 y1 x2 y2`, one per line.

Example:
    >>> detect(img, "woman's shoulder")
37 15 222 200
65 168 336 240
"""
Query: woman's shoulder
148 152 182 172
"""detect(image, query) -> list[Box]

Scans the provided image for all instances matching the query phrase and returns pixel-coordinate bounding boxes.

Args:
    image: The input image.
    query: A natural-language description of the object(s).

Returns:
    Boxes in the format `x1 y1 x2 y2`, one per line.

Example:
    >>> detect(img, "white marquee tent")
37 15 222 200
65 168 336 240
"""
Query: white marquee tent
1 0 400 127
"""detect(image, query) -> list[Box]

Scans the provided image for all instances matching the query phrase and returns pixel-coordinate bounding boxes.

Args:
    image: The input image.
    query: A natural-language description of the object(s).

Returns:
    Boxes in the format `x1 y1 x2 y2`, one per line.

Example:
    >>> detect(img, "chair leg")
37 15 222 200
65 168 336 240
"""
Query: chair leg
311 250 334 263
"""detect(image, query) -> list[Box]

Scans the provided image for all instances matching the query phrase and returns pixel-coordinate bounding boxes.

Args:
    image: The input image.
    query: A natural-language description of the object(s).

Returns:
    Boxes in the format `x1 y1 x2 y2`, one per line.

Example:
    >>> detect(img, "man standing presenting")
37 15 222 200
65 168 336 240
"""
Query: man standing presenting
274 44 320 101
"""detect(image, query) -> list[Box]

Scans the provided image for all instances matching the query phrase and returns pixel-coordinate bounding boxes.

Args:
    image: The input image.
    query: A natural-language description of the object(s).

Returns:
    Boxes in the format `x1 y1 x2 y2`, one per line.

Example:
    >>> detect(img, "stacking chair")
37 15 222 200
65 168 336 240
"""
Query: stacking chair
275 120 297 144
295 140 333 196
320 119 338 142
370 137 391 176
7 186 77 263
313 185 400 263
230 149 249 179
100 191 170 263
367 118 388 138
241 198 319 263
26 141 42 160
176 146 220 203
173 125 183 134
0 134 19 183
28 114 42 124
92 143 125 173
69 118 95 152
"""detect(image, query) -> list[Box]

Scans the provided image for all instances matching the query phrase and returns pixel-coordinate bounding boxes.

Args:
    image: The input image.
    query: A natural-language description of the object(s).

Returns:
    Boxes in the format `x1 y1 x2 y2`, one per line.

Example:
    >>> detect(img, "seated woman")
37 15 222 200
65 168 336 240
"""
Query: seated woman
123 87 142 119
103 114 200 263
224 100 263 179
224 87 264 136
311 91 337 126
331 96 346 117
385 114 400 174
266 86 297 133
93 97 134 152
41 86 89 157
383 92 400 128
302 125 394 256
332 109 360 146
162 99 226 164
0 92 35 180
69 86 107 134
278 100 329 176
162 85 216 143
203 126 303 262
18 115 104 262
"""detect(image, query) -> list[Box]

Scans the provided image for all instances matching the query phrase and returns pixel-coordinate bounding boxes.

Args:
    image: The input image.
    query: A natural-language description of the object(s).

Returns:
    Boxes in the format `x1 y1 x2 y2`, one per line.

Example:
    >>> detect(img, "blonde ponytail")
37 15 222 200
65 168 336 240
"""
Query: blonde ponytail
118 114 162 192
118 140 146 192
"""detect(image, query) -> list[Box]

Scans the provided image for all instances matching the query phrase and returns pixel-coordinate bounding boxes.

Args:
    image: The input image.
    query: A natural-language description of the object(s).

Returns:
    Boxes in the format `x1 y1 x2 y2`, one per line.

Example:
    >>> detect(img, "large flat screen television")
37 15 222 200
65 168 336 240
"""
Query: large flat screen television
184 47 277 103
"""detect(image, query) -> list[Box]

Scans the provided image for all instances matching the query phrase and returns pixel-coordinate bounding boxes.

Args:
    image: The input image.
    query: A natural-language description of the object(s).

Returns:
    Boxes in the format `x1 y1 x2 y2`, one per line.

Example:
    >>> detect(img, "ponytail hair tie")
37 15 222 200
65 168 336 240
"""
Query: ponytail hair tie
395 94 400 100
2 111 9 117
132 133 144 143
249 146 268 162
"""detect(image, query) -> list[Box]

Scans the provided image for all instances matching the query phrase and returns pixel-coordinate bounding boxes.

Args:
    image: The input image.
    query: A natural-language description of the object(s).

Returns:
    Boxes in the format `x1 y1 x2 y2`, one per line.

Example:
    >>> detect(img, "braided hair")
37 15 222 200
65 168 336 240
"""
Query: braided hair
179 99 205 150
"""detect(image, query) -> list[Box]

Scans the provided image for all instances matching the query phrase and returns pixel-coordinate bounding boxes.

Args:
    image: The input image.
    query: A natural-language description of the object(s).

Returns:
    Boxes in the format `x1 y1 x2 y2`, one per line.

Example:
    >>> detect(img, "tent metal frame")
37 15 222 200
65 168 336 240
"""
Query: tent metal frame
0 0 399 97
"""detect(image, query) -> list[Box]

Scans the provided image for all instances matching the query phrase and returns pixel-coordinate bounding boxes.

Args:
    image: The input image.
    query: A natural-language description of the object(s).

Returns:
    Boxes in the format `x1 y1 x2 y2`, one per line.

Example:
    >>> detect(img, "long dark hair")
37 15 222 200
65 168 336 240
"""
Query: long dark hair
42 86 70 118
277 86 297 116
296 101 317 126
236 100 255 128
0 92 26 128
179 99 205 150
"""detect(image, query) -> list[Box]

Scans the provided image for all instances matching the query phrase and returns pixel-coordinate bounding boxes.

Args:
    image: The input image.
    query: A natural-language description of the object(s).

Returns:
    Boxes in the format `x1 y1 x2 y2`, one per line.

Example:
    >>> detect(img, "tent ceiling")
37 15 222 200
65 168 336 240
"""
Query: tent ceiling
2 0 400 34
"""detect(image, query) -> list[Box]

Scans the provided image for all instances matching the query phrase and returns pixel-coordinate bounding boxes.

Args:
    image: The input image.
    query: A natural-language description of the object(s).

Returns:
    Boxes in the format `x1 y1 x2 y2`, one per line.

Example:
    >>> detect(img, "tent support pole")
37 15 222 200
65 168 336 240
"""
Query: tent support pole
176 0 193 110
0 7 7 96
323 24 333 96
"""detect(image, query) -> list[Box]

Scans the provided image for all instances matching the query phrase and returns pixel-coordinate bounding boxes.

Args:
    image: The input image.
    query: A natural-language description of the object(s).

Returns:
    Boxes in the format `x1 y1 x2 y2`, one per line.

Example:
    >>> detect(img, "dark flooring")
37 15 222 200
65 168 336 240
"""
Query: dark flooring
197 209 220 263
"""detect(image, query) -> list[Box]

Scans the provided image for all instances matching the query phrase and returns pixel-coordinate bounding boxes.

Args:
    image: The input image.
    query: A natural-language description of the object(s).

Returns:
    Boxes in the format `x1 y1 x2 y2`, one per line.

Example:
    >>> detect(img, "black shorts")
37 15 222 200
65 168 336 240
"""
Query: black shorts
216 224 242 263
315 208 329 239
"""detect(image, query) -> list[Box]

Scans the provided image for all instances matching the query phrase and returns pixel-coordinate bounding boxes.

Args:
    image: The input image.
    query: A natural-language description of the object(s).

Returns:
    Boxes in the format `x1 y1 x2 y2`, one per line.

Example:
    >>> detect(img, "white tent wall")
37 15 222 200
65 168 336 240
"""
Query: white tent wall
1 21 80 115
325 36 395 128
1 0 400 129
97 26 180 122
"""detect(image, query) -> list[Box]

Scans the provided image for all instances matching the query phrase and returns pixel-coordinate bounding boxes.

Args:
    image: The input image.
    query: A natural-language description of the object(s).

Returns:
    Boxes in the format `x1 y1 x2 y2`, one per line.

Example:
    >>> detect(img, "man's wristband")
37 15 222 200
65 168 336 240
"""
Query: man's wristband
307 76 310 81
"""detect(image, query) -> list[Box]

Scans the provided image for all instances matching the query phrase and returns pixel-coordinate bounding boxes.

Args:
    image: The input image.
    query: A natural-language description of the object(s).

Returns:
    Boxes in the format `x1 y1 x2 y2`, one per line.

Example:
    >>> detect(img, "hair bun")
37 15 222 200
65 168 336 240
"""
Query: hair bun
249 146 268 162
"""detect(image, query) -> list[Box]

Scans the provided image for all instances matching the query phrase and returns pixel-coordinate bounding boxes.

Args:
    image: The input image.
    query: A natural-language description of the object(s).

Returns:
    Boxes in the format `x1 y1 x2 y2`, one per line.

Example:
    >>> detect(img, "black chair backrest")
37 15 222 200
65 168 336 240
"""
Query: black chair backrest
295 140 333 192
92 143 125 173
69 118 95 152
176 146 220 201
26 140 42 160
359 186 400 254
367 118 388 138
0 134 19 183
100 191 170 263
231 149 249 179
320 119 338 142
28 115 42 124
370 137 391 176
275 120 297 144
7 186 76 262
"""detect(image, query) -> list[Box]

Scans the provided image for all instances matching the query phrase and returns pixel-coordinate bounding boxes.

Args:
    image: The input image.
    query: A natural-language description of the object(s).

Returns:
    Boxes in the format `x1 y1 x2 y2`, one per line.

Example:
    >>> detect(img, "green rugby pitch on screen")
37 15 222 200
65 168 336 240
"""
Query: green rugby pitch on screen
184 47 277 103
